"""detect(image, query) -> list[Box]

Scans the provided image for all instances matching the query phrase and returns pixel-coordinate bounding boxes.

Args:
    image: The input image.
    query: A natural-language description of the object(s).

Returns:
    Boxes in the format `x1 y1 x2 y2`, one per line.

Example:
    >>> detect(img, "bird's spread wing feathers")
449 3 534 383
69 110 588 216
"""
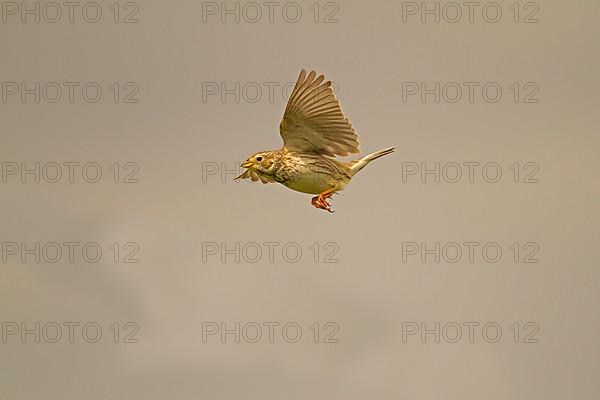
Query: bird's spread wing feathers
279 69 360 157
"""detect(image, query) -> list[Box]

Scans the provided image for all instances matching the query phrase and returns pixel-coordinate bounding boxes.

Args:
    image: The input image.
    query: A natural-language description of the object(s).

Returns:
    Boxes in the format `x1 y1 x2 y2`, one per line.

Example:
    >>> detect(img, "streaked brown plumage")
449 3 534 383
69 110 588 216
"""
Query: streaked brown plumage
236 69 394 212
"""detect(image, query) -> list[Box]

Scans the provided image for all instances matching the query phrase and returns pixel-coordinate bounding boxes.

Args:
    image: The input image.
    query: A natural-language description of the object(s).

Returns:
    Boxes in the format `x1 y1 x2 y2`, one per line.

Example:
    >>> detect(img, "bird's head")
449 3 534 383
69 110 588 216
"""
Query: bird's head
241 151 271 170
235 151 273 182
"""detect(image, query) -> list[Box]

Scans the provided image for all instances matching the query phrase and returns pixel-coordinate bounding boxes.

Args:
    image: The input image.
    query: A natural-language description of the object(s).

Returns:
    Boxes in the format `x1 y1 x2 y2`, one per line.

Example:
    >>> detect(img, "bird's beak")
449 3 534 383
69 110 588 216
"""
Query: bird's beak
235 161 253 180
235 168 251 181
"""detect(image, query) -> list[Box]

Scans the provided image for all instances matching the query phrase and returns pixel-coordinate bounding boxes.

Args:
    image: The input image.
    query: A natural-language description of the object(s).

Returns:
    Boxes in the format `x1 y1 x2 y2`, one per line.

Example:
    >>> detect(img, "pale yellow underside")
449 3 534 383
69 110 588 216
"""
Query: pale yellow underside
282 172 349 195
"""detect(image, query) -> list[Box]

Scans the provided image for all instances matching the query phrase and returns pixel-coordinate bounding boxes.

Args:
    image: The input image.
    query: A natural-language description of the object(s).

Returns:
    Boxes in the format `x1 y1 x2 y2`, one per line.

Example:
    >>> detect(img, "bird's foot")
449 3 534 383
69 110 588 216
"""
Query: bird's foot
311 190 335 213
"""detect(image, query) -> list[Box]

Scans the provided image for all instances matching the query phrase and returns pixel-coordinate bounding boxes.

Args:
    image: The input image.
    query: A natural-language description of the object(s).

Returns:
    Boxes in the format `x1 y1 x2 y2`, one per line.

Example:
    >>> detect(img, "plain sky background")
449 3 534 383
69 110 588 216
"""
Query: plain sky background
1 0 599 398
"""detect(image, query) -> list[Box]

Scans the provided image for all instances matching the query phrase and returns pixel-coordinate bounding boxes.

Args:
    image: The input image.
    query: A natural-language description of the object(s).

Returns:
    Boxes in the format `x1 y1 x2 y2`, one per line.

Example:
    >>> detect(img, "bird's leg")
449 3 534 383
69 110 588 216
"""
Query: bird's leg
311 196 332 212
311 188 336 213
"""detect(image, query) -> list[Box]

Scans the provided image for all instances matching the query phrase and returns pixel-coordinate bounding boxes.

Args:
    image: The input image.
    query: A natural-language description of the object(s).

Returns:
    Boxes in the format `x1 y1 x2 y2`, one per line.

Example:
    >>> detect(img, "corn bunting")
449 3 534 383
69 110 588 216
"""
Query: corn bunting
236 69 394 213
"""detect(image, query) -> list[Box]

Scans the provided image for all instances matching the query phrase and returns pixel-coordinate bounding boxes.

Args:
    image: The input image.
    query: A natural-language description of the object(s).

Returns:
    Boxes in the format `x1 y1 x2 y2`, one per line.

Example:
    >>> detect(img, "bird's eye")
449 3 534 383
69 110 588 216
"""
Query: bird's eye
256 156 263 161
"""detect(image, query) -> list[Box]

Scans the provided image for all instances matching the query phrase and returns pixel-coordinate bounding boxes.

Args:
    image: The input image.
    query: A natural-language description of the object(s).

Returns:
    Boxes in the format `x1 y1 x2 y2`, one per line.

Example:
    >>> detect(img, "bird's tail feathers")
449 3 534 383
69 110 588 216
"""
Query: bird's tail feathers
349 147 395 176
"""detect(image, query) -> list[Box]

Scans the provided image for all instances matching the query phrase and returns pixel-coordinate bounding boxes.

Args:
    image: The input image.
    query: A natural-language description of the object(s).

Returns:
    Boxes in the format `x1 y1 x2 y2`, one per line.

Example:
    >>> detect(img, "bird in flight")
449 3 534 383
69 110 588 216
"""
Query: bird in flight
236 69 394 213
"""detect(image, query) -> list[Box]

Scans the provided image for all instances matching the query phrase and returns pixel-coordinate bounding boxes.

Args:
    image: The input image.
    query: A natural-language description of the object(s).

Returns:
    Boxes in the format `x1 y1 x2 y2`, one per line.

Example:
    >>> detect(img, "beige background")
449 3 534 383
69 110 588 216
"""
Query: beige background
1 0 599 398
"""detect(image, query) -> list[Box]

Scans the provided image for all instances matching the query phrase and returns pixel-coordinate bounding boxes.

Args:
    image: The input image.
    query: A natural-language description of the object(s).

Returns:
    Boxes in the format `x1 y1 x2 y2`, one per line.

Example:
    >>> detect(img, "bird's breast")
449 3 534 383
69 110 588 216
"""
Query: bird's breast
269 152 350 194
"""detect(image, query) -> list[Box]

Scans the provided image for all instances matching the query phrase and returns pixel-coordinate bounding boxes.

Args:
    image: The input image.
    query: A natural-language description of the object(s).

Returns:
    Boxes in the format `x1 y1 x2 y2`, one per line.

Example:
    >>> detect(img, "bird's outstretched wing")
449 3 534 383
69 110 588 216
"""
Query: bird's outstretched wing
279 69 360 157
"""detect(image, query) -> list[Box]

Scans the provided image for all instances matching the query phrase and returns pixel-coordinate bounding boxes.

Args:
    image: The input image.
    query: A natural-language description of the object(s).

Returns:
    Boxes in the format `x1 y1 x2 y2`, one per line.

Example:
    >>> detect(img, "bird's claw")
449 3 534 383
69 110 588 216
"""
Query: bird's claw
311 192 335 213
